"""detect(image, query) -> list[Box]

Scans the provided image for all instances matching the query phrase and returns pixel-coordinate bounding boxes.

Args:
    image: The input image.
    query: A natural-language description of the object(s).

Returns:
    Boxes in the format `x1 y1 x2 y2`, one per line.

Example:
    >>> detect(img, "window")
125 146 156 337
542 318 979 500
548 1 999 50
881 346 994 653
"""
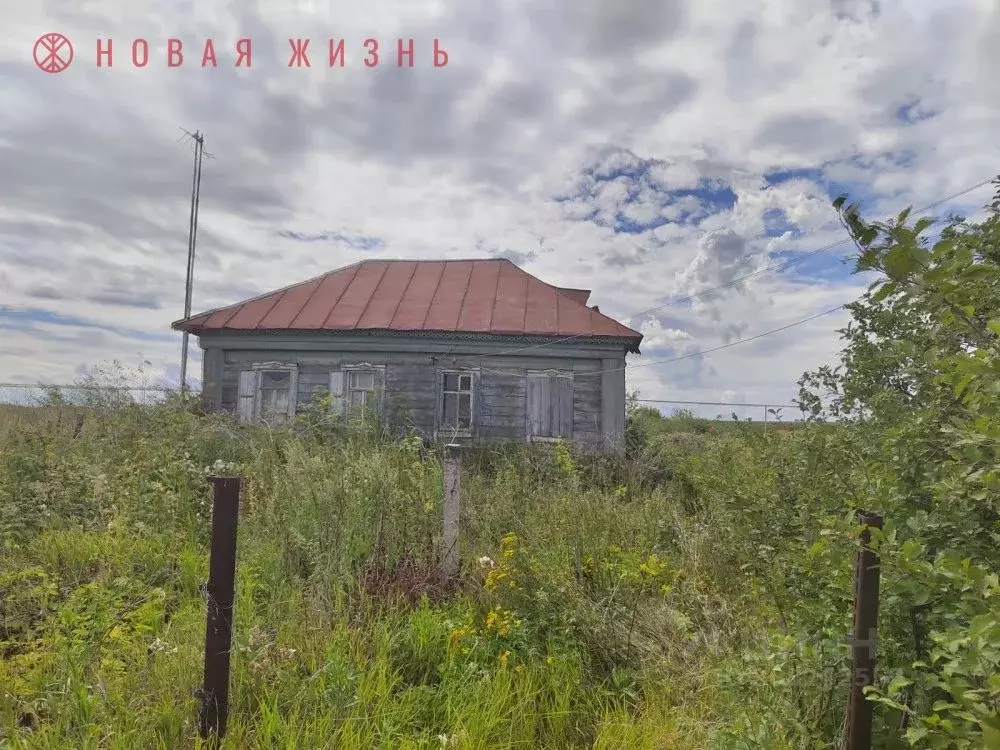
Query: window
235 364 298 424
348 370 376 410
337 366 382 421
441 372 474 431
259 370 292 422
526 371 573 439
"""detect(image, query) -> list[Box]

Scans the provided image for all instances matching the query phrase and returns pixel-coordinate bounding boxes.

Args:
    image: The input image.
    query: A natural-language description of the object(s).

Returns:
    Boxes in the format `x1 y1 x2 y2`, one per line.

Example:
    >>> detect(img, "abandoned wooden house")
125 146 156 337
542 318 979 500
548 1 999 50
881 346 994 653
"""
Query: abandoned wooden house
172 259 643 450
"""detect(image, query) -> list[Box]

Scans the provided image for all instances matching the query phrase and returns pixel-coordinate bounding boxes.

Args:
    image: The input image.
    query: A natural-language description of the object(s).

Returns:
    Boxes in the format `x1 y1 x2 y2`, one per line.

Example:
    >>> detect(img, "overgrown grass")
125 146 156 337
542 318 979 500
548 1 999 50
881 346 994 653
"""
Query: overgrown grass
0 398 981 748
0 406 87 440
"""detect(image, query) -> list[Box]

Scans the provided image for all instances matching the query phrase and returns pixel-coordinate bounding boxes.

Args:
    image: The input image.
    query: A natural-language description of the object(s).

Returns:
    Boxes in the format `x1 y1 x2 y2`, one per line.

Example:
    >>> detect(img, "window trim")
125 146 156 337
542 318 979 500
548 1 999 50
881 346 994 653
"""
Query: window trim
339 363 385 422
436 368 478 438
238 362 299 424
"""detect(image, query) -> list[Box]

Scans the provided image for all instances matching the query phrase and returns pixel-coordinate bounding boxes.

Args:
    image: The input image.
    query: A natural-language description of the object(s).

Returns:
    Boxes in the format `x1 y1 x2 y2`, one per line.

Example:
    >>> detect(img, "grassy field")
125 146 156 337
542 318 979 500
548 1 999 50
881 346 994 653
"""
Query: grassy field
0 392 995 748
0 405 88 439
0 401 851 748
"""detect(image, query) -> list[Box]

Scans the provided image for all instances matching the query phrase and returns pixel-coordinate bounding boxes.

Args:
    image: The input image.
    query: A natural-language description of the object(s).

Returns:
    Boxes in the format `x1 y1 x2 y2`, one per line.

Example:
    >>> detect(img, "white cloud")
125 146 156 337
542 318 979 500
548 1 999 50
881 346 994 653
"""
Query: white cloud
1 0 997 414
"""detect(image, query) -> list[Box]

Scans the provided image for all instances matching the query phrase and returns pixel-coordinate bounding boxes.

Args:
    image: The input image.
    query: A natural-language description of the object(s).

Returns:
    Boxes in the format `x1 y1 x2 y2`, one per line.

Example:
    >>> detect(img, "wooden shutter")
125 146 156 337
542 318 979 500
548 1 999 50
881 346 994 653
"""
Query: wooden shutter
287 367 299 420
237 370 257 423
372 368 385 409
328 371 345 416
526 373 550 437
527 372 573 438
554 375 574 437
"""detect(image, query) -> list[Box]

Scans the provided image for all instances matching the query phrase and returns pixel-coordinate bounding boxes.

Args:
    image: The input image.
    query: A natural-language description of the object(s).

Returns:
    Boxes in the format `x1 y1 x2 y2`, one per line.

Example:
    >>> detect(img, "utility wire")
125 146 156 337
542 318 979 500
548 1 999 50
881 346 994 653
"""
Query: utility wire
635 398 783 408
476 303 847 379
4 178 988 404
621 304 846 373
451 175 994 365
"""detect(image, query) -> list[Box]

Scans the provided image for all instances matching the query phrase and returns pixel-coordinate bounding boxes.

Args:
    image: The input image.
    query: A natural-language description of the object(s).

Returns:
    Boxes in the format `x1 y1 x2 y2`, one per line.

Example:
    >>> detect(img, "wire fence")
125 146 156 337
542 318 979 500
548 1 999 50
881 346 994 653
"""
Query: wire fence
633 398 803 423
0 383 178 407
0 383 801 424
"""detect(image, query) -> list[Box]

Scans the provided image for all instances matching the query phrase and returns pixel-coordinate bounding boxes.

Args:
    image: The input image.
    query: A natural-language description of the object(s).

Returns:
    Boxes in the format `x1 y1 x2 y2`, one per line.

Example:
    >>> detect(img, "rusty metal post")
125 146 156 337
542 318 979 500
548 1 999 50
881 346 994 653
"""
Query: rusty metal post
441 444 462 580
198 475 241 741
846 510 884 750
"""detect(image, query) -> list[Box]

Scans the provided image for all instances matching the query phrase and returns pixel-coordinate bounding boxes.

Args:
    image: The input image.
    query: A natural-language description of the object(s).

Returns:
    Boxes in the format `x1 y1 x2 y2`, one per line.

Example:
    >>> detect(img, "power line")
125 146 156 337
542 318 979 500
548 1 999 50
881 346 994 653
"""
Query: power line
635 398 784 408
623 304 846 373
2 303 844 403
476 303 848 379
452 175 994 365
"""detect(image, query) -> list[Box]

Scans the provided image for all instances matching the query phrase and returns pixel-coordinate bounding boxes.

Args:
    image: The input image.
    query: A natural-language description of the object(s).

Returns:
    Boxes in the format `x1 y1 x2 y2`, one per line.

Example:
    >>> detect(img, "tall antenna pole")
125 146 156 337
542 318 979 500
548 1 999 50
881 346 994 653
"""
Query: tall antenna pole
180 130 205 397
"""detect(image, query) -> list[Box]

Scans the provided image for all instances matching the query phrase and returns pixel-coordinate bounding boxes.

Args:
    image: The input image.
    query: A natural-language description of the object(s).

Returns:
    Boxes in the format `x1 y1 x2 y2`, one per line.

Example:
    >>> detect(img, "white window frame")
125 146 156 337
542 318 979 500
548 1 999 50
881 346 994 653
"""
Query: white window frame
339 363 385 422
236 362 299 425
526 369 573 441
437 369 477 438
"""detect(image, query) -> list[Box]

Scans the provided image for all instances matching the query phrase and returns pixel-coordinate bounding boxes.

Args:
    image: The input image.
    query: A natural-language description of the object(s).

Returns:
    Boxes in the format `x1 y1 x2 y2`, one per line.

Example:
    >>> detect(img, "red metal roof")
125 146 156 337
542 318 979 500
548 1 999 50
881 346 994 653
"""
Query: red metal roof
173 259 642 350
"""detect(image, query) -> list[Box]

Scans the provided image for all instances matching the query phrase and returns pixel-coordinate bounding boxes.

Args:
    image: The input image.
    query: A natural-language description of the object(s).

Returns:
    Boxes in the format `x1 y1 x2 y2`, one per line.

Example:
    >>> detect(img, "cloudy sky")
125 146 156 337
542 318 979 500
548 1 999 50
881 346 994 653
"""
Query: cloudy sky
2 0 999 417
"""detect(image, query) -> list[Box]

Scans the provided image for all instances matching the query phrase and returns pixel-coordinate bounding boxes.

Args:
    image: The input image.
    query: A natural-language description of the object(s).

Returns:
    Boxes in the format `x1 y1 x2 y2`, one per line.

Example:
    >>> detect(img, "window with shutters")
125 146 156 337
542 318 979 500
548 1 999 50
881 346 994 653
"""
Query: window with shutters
440 372 474 432
235 364 298 424
340 366 383 422
526 371 573 439
259 370 293 422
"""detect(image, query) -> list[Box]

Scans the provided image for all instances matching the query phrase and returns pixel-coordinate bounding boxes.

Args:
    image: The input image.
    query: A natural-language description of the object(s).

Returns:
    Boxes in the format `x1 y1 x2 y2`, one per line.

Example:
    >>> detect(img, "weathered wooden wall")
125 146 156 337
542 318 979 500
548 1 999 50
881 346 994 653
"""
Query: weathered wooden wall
202 333 628 450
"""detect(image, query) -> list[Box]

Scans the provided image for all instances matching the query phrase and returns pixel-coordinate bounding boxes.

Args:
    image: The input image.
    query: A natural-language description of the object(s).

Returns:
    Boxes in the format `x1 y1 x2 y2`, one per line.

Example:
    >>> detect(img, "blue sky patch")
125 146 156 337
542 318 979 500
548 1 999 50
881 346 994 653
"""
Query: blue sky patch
764 164 878 215
895 99 939 126
556 149 738 234
278 230 384 251
761 207 803 240
0 307 173 343
763 167 825 186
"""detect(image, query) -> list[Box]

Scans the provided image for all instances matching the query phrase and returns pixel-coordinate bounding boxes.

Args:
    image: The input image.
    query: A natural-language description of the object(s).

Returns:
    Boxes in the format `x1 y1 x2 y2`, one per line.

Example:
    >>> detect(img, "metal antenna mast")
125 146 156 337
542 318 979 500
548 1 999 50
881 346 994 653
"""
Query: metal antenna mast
179 129 208 397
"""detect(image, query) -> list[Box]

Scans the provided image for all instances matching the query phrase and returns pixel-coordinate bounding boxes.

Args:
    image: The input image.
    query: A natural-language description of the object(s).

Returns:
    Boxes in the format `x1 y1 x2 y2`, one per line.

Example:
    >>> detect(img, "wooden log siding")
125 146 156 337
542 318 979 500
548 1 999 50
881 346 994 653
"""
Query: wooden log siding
215 347 619 448
385 361 437 435
572 361 603 448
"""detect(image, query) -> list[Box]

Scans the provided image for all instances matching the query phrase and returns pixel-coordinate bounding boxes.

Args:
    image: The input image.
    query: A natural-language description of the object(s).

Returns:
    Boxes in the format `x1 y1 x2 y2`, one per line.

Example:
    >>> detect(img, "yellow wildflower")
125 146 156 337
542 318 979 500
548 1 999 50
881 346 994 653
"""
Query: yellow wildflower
449 627 469 651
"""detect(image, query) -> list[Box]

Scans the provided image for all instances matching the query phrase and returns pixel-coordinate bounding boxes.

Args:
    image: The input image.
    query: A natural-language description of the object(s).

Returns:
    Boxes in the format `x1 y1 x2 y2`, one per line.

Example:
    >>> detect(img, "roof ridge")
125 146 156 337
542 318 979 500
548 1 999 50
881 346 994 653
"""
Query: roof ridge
172 255 643 344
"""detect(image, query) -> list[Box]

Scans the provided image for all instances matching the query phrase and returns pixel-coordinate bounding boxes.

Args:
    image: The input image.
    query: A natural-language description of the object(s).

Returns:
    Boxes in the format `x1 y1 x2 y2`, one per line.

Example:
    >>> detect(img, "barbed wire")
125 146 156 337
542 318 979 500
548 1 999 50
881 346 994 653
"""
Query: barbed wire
0 382 178 408
0 383 176 391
